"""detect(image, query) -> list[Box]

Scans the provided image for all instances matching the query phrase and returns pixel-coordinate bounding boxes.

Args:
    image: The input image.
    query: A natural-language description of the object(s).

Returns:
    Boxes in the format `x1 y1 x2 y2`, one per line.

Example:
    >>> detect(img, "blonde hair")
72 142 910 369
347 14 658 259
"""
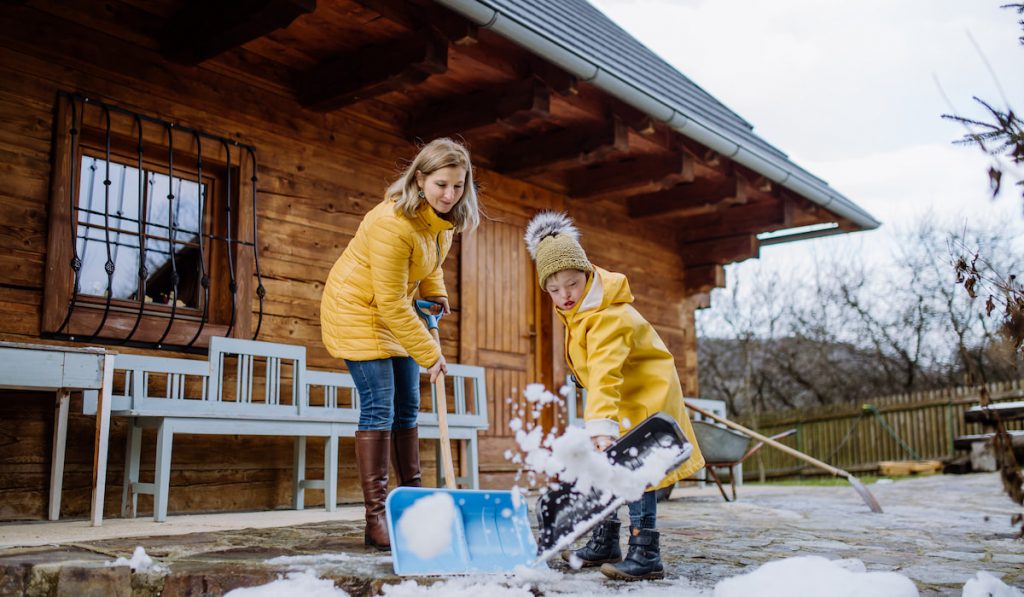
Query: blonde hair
387 138 480 234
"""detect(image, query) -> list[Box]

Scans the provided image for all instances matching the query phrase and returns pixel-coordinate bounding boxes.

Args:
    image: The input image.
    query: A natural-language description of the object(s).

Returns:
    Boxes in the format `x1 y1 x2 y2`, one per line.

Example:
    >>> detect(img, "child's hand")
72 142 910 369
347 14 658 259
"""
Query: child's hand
591 435 614 451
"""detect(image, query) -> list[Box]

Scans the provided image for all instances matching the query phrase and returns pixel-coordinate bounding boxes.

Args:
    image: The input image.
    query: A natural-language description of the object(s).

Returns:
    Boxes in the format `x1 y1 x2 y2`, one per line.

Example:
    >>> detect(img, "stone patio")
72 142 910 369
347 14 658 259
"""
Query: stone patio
0 472 1021 596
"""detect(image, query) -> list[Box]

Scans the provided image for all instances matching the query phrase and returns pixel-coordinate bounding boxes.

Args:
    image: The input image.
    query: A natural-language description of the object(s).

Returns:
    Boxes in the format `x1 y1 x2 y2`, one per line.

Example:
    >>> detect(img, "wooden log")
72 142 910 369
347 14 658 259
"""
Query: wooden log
296 31 448 112
162 0 317 65
492 119 629 178
566 152 694 201
408 78 551 140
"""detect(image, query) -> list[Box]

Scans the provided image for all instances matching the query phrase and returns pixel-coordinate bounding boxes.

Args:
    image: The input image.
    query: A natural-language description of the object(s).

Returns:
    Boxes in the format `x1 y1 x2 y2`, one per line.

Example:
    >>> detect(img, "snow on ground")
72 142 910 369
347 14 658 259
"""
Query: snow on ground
229 555 1022 596
223 569 350 596
396 491 457 559
222 384 1024 596
106 546 167 573
962 571 1024 597
711 556 917 597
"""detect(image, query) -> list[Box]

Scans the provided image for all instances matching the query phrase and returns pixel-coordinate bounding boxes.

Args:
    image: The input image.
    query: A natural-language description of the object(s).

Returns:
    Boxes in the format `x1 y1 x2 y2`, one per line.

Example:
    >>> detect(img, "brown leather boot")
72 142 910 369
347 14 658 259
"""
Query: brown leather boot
391 426 422 487
355 430 391 550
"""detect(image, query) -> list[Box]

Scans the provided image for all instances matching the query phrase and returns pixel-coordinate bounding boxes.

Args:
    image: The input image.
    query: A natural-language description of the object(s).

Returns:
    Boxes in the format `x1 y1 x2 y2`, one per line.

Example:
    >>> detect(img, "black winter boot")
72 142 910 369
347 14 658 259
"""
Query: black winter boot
600 527 664 580
560 519 622 567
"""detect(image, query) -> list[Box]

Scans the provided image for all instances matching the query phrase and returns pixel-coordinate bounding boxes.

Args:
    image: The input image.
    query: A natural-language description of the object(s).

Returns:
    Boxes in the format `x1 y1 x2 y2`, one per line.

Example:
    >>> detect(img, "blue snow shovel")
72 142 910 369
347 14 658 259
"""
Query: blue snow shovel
385 300 538 575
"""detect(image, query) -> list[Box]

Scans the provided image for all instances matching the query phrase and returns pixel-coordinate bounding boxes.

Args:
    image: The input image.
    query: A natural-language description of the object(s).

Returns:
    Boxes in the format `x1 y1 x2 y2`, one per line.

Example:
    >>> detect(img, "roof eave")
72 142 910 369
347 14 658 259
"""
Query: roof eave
433 0 881 232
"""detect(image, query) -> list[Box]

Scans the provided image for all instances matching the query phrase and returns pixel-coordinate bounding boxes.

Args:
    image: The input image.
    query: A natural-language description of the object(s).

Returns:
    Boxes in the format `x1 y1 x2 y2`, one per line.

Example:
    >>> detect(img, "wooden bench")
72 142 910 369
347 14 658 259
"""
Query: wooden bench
83 336 489 522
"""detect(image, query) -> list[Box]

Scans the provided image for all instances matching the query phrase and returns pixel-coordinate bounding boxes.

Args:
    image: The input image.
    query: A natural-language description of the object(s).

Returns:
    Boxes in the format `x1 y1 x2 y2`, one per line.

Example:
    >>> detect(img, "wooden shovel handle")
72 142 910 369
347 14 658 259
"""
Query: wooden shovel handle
430 328 457 489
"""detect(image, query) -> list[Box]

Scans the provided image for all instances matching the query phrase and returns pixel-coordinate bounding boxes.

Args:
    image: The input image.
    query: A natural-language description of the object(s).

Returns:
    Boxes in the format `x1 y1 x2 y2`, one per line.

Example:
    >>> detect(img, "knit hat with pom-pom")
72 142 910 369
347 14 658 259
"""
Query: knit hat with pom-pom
524 211 593 287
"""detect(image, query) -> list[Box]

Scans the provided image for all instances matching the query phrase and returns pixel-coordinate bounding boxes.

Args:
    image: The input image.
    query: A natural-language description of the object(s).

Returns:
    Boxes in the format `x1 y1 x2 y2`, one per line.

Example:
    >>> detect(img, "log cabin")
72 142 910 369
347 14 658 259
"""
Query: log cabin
0 0 878 520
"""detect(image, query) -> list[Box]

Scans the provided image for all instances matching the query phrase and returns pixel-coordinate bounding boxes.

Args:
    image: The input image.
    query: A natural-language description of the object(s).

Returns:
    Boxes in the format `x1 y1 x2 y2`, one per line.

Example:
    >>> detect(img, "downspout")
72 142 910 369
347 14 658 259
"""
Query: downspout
435 0 881 231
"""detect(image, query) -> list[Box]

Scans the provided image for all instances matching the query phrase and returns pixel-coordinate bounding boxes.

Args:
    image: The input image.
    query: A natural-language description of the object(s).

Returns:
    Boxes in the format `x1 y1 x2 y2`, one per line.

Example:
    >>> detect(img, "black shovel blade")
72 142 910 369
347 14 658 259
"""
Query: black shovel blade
535 412 692 555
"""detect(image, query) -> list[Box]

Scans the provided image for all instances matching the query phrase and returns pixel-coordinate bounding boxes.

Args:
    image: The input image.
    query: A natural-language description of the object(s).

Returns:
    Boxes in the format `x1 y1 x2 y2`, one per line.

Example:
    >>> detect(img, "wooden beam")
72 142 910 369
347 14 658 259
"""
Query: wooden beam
528 58 578 96
162 0 316 65
680 234 760 266
408 79 550 140
683 264 726 295
611 99 657 135
628 174 751 220
492 119 629 178
567 152 693 200
676 202 785 243
295 31 447 111
353 0 478 45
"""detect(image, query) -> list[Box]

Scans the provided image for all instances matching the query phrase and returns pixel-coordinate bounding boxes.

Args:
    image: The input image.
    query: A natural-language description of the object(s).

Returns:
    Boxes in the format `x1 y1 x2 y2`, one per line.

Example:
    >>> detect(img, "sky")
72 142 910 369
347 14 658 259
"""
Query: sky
586 0 1024 309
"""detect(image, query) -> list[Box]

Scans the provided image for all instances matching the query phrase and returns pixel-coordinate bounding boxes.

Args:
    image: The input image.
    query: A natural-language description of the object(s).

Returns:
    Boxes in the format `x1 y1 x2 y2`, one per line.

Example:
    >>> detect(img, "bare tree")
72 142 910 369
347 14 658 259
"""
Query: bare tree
698 217 1023 416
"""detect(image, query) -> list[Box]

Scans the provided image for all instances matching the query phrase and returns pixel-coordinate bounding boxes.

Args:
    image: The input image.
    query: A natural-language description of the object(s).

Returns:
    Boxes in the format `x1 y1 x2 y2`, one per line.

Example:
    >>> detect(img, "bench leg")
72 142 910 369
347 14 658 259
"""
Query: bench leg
121 421 142 518
293 437 306 510
468 436 480 490
153 420 174 522
91 354 115 527
325 435 338 512
48 390 71 521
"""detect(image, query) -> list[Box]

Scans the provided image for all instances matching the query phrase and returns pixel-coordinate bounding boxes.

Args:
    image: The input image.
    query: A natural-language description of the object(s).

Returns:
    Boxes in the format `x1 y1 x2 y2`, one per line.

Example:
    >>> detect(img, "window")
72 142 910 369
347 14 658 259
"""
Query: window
76 155 209 308
43 93 264 350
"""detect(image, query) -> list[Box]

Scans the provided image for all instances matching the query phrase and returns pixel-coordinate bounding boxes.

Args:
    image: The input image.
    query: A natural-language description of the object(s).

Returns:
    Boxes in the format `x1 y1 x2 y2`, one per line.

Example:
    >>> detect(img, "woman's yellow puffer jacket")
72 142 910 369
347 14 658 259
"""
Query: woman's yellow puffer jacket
556 267 705 489
321 198 453 367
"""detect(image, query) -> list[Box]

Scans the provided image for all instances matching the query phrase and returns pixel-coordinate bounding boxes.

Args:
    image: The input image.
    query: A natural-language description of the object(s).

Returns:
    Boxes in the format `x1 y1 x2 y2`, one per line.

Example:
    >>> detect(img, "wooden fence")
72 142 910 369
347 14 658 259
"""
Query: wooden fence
735 379 1024 479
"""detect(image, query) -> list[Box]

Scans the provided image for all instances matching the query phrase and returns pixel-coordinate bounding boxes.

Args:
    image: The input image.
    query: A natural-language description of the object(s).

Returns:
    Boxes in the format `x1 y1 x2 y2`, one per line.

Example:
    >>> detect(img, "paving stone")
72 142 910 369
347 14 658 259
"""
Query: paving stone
1 473 1022 594
55 565 131 597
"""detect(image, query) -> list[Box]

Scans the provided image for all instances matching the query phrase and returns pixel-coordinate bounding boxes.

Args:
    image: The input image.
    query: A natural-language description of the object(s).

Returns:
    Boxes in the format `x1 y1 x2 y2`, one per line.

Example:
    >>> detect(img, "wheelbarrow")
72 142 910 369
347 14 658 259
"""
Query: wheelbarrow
692 420 796 502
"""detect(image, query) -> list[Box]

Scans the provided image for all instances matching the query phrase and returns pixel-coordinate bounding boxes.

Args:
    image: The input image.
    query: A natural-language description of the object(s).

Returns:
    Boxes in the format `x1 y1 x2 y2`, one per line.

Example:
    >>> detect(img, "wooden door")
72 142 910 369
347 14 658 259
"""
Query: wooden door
460 210 540 489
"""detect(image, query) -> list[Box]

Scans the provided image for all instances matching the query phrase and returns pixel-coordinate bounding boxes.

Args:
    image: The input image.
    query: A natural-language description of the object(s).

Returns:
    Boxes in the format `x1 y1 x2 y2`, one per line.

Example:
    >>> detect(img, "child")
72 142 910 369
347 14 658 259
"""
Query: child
524 211 704 580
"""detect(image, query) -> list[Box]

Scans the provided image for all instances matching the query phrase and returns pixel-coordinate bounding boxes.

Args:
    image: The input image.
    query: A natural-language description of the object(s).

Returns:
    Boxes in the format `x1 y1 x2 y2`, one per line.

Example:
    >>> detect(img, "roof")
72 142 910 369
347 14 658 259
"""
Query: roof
434 0 881 231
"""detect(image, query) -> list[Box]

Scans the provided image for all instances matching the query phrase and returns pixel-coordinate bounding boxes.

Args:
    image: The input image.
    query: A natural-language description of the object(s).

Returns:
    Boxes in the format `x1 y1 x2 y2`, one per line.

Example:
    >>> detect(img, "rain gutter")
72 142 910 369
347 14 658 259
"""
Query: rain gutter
434 0 881 232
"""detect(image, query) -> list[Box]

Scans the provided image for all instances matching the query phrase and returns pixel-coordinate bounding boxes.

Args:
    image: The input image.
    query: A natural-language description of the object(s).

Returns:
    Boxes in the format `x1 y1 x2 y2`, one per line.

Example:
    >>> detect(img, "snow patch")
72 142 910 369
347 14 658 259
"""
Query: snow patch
224 570 349 596
962 571 1024 597
397 492 457 559
107 546 167 573
712 556 918 597
264 553 354 566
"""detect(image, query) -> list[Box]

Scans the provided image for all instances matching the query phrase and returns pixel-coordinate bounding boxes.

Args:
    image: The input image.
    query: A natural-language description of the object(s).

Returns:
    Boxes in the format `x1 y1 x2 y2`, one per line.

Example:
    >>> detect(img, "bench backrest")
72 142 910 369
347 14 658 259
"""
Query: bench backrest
101 337 488 432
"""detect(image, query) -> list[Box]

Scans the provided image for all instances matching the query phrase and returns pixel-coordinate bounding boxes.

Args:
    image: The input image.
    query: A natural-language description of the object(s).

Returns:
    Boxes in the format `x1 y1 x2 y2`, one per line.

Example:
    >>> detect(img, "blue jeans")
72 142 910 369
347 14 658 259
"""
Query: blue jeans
345 357 421 431
626 490 657 530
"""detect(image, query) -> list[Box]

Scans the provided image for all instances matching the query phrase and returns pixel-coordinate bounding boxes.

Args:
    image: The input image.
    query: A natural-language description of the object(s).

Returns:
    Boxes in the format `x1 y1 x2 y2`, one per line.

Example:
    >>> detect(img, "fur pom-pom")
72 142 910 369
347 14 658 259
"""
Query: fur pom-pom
524 211 579 259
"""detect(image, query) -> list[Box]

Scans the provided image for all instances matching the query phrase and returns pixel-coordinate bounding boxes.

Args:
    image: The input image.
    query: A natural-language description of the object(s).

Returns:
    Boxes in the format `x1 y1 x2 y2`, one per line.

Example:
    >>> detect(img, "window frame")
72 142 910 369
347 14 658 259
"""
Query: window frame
43 96 254 349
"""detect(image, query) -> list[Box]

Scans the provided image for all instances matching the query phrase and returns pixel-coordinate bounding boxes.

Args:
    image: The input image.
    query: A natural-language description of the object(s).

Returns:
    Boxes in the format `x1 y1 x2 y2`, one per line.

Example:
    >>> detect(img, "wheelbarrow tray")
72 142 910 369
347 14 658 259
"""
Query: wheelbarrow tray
692 420 751 463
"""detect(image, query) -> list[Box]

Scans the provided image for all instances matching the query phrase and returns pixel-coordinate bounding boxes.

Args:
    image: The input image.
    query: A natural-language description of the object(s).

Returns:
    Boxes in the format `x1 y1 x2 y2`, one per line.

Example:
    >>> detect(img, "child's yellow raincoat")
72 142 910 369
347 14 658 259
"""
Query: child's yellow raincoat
556 266 705 488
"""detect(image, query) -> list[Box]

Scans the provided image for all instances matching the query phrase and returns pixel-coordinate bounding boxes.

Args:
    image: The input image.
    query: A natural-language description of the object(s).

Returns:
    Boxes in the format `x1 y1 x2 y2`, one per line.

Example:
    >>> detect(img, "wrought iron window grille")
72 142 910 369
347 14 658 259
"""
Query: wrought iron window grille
43 91 266 352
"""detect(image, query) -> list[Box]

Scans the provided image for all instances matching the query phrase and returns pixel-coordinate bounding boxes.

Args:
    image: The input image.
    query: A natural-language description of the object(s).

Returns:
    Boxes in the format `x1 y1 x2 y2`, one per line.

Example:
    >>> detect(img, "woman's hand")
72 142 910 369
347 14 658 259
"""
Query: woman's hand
424 296 450 315
591 435 614 451
428 353 448 383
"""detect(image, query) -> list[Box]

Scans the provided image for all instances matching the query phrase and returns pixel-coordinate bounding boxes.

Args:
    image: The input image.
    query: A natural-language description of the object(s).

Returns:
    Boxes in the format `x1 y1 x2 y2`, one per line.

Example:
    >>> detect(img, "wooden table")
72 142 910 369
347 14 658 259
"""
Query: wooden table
965 400 1024 424
0 341 115 526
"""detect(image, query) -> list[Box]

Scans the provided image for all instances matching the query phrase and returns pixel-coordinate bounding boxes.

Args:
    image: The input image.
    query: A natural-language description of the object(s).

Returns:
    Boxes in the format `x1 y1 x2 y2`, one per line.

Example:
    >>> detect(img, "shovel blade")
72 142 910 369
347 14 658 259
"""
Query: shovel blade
535 412 693 556
386 487 537 575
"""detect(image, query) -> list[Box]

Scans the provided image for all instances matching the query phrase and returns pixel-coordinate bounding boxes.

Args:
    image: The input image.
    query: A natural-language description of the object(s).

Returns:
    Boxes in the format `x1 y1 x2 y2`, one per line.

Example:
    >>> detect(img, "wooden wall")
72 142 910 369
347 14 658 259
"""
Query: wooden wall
0 4 701 519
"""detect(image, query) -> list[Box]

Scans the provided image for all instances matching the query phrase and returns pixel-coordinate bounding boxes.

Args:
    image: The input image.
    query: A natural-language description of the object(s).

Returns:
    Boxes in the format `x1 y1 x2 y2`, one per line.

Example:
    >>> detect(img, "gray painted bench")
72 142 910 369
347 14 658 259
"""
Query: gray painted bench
85 336 488 522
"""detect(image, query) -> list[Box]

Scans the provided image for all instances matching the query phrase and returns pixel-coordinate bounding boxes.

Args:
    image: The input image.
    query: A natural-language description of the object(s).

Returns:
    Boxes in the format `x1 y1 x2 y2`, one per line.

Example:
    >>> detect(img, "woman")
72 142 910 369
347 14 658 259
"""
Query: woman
320 138 480 550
